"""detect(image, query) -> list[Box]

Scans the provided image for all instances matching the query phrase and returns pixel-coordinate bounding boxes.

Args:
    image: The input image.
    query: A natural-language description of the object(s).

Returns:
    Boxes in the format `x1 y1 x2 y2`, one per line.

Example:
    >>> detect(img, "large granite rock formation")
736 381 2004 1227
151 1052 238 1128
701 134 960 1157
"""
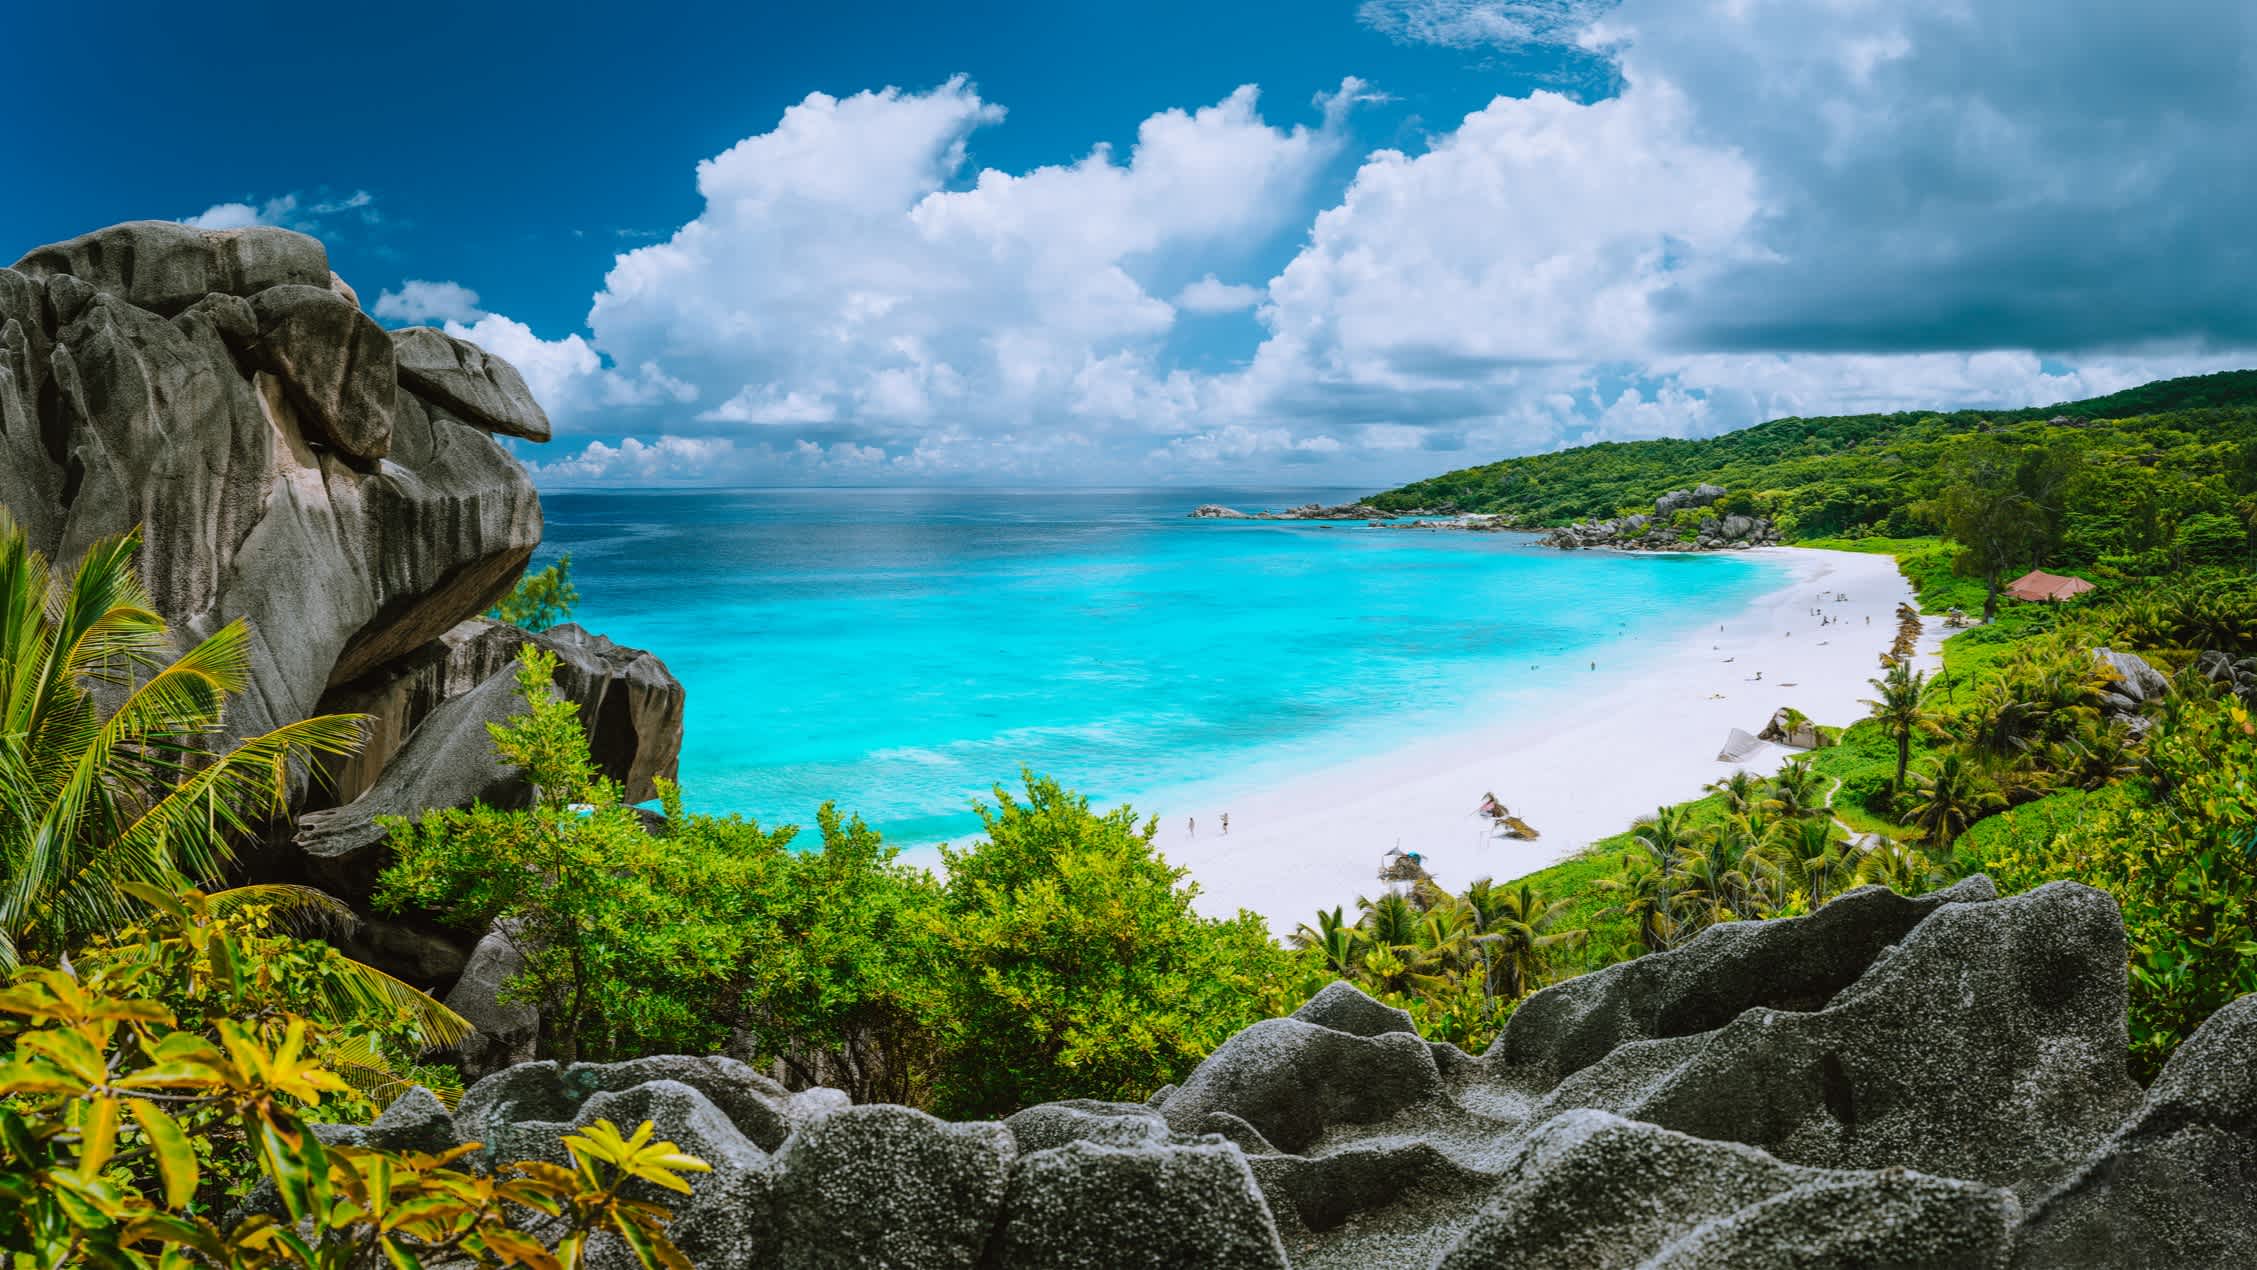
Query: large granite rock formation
1542 484 1780 552
0 220 683 996
347 879 2255 1268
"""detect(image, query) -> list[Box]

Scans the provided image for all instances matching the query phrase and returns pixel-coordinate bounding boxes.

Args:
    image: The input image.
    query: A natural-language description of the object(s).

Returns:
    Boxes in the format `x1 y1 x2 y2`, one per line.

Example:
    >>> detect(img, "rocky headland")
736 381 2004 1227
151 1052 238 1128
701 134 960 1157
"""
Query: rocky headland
1191 501 1411 521
0 219 683 1004
331 878 2257 1268
1540 483 1781 552
1187 485 1777 551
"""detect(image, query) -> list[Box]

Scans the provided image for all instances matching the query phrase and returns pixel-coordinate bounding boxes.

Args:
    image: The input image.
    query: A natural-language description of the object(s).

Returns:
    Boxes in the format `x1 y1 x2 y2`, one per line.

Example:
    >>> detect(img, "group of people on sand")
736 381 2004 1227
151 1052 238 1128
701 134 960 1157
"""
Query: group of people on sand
1187 812 1229 837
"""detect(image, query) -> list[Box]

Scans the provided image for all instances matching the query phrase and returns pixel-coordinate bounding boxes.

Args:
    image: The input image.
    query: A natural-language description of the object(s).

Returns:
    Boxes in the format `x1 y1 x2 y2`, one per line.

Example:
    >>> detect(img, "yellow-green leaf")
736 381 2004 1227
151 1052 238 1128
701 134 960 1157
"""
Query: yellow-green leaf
128 1099 199 1208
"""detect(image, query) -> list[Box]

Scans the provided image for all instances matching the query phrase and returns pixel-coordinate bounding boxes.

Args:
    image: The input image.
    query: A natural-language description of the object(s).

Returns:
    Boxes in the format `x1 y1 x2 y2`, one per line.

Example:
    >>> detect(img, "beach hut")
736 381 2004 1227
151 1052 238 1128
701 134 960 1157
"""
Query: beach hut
2005 570 2096 603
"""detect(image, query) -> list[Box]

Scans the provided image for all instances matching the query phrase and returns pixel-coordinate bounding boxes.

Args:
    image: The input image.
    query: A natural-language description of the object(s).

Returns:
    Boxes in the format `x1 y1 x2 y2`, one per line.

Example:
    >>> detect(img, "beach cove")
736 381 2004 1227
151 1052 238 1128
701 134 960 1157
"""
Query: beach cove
547 489 1940 929
1144 544 1947 929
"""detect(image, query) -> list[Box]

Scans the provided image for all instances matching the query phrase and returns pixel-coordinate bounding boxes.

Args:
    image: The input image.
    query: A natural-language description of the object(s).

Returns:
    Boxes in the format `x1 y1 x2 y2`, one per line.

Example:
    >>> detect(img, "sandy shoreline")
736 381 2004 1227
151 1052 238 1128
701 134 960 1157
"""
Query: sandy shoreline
1120 546 1946 930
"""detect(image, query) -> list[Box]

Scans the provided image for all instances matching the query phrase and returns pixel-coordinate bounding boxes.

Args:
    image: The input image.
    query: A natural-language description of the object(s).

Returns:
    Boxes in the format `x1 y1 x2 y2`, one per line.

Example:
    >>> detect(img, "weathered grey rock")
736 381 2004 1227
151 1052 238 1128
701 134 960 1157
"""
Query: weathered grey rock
2011 993 2257 1268
324 875 2255 1268
1190 503 1252 519
1291 981 1417 1038
364 1086 465 1155
392 325 552 441
0 268 58 552
316 617 684 810
1492 878 1996 1084
3 227 547 764
1160 1018 1445 1153
1525 882 2139 1192
294 668 534 895
1004 1099 1172 1152
442 925 540 1075
294 619 686 893
994 1140 1290 1269
2092 646 2168 706
247 284 396 459
766 1105 1013 1269
1645 1170 2017 1269
1755 706 1826 750
11 221 331 316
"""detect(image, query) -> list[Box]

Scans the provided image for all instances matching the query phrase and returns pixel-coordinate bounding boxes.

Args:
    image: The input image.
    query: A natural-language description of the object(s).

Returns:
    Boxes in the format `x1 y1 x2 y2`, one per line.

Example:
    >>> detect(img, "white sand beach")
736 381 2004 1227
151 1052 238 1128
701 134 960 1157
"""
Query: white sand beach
1139 546 1948 930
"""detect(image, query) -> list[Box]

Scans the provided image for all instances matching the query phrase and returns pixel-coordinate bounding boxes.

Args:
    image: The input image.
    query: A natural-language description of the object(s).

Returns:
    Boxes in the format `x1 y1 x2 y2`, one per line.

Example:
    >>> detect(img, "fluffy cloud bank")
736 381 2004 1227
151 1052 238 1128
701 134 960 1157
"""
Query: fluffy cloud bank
488 0 2257 485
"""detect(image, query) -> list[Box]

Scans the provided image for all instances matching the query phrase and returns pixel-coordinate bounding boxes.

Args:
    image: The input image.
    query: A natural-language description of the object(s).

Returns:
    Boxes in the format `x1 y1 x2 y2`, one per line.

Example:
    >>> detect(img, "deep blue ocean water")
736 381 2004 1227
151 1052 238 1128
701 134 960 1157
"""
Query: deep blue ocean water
541 488 1786 843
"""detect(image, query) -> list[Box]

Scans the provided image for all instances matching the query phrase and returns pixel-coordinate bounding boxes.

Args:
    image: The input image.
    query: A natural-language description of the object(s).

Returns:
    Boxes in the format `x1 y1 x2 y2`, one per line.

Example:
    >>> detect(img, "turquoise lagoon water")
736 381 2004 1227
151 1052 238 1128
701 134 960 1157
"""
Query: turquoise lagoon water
542 489 1787 844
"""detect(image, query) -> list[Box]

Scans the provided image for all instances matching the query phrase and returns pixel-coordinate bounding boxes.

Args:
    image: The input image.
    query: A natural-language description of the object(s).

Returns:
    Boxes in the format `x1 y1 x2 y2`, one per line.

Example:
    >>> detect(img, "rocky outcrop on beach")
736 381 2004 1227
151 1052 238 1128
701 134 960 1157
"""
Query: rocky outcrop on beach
1191 501 1409 521
0 220 683 982
1541 484 1781 552
346 878 2257 1268
1756 708 1830 750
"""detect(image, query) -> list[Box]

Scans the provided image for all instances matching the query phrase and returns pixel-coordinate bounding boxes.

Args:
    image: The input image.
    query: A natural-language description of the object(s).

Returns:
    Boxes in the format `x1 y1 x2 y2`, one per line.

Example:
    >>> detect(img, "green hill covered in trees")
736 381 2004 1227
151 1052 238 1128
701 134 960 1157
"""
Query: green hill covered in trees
1370 370 2257 568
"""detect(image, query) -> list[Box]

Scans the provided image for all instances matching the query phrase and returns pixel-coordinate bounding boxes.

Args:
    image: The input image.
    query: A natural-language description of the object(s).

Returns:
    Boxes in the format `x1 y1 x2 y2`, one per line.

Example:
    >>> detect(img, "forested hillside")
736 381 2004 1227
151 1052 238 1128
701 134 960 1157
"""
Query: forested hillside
1371 370 2257 569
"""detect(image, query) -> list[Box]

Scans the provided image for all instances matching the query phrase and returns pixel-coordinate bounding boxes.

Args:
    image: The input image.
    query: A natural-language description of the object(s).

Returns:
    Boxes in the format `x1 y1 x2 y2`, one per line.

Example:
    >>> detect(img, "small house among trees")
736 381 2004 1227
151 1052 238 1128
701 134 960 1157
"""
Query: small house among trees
2005 569 2097 603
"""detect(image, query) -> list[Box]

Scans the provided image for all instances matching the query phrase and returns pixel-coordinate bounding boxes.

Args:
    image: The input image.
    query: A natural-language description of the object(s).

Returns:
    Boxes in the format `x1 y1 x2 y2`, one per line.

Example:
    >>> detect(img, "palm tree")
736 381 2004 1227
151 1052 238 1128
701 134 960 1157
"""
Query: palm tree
1472 882 1583 1002
1851 836 1947 895
1595 853 1679 954
1903 752 2005 849
1356 891 1423 950
1771 815 1844 910
1706 770 1764 817
0 514 468 1048
1861 661 1933 798
1628 805 1696 872
1292 906 1364 979
1763 756 1828 820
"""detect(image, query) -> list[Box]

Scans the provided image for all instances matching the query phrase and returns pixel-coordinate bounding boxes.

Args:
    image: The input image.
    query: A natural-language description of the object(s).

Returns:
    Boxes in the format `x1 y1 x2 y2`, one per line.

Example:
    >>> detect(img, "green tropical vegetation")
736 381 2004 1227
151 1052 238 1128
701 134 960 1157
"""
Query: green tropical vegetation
0 520 702 1265
488 554 579 632
4 369 2253 1257
1350 370 2257 1079
378 647 1300 1115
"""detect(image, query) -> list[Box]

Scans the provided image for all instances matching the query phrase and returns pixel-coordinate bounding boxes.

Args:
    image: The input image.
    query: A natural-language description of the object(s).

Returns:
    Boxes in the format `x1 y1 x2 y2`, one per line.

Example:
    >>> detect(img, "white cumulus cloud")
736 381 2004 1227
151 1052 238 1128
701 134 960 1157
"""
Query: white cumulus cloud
1175 275 1264 314
374 279 487 325
182 190 376 233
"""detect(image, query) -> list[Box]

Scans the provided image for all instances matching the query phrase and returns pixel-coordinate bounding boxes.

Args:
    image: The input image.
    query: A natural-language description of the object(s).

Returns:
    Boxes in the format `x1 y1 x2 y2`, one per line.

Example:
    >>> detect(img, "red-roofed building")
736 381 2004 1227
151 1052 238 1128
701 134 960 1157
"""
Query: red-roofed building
2006 569 2096 603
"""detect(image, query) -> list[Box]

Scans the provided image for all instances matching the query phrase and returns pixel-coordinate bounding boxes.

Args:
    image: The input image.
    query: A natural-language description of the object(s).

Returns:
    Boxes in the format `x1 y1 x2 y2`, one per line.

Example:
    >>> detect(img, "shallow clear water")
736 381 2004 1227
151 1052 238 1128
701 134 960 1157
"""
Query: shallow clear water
542 488 1785 843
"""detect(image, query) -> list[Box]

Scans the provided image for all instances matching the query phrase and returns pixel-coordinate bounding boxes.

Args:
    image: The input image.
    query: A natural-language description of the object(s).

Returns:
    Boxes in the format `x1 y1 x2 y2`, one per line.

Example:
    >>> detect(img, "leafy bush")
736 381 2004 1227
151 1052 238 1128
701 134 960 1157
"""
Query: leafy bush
0 893 706 1266
928 774 1297 1118
489 554 580 632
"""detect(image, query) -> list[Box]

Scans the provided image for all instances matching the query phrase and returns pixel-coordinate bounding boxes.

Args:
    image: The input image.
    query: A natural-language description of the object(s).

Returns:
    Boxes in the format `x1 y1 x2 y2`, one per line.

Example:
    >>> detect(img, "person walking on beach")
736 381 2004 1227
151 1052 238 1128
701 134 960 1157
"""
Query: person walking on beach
1221 812 1230 836
1188 816 1195 837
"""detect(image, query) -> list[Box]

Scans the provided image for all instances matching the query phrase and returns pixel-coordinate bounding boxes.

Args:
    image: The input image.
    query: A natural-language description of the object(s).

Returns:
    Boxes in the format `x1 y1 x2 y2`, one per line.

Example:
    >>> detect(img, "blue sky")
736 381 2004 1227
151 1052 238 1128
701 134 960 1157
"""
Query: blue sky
12 1 2254 487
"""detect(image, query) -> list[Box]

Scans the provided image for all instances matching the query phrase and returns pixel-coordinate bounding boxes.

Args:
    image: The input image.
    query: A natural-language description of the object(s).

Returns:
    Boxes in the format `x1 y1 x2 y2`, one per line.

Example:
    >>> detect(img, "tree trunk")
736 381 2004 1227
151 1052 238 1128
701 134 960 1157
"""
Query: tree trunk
1895 732 1911 799
1982 572 2001 624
